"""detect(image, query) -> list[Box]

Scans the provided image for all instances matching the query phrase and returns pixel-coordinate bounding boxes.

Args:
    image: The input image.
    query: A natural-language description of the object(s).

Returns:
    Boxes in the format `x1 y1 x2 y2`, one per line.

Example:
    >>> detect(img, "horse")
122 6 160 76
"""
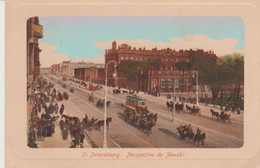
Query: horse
139 119 154 135
62 114 80 123
82 118 98 130
193 133 206 147
175 102 184 113
113 89 121 94
122 90 128 94
186 105 192 113
166 101 173 111
166 101 170 110
96 117 112 131
210 109 219 120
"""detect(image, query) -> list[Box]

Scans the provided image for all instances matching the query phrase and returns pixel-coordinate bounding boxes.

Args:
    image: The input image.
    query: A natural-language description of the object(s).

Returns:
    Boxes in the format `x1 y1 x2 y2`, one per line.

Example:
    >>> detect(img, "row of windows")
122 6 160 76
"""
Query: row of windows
120 57 182 63
161 79 180 89
121 56 143 61
126 98 146 106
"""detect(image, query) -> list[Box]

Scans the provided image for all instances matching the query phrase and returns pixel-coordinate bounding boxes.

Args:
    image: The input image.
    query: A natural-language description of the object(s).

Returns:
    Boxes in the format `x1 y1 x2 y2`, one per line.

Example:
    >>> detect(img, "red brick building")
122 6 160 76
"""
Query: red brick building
74 67 105 84
27 17 43 82
105 41 218 93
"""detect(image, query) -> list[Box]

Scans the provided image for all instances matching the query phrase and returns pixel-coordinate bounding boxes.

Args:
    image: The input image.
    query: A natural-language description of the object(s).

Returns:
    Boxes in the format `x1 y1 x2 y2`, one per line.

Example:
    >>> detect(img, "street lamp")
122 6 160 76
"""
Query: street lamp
172 63 176 122
192 71 199 106
103 60 117 148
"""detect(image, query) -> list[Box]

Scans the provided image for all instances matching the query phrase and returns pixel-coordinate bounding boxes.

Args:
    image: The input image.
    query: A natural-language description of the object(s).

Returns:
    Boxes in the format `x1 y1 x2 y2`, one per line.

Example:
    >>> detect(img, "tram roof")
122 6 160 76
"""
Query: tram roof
126 95 146 101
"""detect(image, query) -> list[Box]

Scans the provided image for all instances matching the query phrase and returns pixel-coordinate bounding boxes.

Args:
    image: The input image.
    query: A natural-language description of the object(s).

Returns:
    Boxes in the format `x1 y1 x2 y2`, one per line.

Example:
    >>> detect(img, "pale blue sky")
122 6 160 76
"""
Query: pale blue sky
39 17 244 58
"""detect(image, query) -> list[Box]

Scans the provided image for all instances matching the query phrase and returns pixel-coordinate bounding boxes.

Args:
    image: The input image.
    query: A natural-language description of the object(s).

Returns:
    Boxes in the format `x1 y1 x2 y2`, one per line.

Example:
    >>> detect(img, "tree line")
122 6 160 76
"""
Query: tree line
118 53 244 108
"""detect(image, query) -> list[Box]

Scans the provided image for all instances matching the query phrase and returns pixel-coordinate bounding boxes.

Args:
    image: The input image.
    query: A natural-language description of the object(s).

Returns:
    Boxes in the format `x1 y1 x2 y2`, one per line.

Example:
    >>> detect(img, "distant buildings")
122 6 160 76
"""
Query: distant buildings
27 16 43 83
74 66 105 84
50 60 105 80
105 41 218 94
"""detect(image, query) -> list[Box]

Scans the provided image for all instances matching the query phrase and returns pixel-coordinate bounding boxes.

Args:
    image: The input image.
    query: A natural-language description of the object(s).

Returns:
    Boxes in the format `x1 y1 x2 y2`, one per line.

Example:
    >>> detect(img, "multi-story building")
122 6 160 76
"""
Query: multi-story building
105 41 218 93
27 16 43 83
52 61 105 78
74 66 105 84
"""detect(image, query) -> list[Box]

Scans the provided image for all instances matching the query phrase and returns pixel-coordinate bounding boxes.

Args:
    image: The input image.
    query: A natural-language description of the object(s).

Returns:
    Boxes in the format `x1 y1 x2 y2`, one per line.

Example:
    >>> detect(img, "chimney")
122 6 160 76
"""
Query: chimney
112 41 117 51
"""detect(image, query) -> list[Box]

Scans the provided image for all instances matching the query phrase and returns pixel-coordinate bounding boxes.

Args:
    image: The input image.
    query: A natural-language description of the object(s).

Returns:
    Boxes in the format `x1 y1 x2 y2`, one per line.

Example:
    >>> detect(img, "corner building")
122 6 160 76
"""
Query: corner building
27 17 43 83
105 41 218 94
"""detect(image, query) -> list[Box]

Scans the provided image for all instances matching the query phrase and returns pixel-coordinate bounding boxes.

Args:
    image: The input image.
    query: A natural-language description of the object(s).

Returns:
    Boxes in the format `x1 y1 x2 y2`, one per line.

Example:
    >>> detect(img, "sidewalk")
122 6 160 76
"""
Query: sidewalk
36 82 91 148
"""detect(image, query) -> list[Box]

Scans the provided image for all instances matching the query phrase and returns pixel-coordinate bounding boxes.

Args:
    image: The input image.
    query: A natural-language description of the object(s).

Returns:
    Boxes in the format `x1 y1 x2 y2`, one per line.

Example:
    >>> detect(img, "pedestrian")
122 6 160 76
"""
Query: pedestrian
170 101 173 112
196 127 201 136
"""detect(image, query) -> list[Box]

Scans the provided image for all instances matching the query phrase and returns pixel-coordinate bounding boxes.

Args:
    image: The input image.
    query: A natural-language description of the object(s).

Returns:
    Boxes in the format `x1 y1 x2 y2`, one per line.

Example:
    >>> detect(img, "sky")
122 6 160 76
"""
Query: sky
38 17 244 67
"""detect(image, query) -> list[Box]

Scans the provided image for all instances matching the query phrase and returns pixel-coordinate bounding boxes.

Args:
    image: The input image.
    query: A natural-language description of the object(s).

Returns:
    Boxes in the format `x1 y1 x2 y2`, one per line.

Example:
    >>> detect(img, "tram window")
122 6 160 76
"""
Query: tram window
142 102 145 105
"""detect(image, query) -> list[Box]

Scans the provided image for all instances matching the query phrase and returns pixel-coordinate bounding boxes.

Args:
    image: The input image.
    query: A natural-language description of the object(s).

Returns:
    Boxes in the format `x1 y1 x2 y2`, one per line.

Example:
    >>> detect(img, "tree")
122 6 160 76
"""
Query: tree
175 61 191 92
145 58 162 70
190 55 231 102
218 53 244 106
118 60 146 81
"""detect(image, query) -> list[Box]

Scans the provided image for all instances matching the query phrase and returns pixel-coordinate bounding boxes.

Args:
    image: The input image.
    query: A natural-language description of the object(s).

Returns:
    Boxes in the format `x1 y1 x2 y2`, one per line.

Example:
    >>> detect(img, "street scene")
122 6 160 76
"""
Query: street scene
27 17 244 148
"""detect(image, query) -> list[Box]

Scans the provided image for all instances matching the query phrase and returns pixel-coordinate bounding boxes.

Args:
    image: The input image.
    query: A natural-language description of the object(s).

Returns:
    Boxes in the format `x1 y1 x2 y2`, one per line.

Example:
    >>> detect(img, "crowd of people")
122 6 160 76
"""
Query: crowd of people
27 76 76 148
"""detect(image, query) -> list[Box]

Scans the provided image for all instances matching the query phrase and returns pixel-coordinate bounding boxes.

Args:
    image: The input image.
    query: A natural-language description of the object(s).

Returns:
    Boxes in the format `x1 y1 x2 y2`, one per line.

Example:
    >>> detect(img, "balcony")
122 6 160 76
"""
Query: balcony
33 24 43 38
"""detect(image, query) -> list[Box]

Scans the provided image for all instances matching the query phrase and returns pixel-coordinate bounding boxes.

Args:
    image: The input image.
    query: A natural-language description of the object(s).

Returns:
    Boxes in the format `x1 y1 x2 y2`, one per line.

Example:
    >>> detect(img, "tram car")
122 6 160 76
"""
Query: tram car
124 95 156 135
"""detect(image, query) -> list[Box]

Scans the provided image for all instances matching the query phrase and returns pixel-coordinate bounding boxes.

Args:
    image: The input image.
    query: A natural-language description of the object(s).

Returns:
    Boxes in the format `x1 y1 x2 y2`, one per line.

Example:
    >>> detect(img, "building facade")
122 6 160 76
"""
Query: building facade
52 61 105 78
105 41 218 93
74 67 105 84
27 17 43 83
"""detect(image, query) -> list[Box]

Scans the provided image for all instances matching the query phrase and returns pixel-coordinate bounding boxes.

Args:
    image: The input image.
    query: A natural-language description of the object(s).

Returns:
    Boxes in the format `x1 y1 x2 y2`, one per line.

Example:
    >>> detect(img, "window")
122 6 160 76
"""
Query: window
142 102 145 106
121 56 124 60
168 79 173 89
166 58 168 62
175 79 180 89
161 79 166 89
131 57 133 60
165 67 168 70
126 57 128 60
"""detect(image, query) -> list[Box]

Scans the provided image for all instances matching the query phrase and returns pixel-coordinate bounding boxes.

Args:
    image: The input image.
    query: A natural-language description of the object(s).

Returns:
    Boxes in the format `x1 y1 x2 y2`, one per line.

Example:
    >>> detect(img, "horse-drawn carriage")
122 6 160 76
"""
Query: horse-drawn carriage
186 105 200 115
210 109 231 122
124 95 157 135
177 125 206 147
96 99 111 108
81 81 87 87
81 116 112 131
113 89 121 94
175 102 184 112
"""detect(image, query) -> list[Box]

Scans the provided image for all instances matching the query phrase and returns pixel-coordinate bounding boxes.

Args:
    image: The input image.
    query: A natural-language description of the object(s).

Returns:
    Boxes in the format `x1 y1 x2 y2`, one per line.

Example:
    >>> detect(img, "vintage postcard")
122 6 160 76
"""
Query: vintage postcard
5 0 260 167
